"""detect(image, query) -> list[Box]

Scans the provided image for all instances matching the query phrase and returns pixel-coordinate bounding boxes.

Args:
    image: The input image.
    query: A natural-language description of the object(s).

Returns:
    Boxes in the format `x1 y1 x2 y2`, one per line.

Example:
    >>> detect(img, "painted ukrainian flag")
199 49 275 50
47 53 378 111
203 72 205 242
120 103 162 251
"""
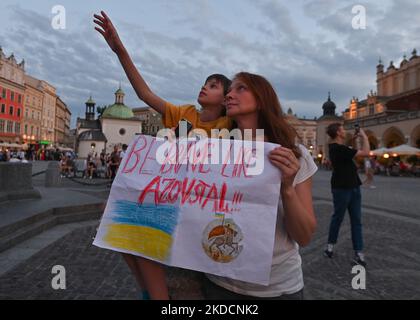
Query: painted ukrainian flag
215 212 225 219
104 200 179 262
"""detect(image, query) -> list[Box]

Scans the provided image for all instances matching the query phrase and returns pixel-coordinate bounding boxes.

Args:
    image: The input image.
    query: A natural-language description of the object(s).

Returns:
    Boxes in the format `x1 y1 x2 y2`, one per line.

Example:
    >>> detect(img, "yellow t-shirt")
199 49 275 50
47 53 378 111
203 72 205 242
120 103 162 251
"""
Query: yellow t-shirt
162 102 233 137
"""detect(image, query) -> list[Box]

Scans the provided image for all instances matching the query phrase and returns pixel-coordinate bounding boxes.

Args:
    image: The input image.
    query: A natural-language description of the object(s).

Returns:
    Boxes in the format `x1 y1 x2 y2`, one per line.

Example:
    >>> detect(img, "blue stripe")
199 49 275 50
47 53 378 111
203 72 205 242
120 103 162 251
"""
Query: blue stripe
112 200 179 235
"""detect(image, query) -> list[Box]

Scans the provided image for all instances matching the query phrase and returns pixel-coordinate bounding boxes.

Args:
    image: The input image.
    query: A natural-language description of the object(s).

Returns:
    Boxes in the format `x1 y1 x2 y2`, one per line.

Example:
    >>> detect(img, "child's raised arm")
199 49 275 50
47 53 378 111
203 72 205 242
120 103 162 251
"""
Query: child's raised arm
94 11 167 115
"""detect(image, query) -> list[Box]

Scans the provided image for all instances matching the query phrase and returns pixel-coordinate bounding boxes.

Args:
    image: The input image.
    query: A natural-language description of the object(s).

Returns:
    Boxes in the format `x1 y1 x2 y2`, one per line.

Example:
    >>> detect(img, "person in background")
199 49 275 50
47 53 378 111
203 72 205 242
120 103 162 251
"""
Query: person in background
363 157 376 189
120 144 128 160
109 145 120 181
323 123 370 267
87 157 97 179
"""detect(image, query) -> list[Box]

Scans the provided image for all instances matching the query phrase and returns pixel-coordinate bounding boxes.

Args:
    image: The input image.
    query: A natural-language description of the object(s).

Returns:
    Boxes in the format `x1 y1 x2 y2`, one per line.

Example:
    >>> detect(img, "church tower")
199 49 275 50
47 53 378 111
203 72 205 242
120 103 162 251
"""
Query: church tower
114 84 125 105
85 95 96 121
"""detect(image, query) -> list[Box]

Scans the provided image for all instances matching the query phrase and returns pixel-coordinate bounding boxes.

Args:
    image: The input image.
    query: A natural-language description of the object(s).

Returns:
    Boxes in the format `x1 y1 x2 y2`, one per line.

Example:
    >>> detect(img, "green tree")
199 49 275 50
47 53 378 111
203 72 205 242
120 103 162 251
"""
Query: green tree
97 105 108 117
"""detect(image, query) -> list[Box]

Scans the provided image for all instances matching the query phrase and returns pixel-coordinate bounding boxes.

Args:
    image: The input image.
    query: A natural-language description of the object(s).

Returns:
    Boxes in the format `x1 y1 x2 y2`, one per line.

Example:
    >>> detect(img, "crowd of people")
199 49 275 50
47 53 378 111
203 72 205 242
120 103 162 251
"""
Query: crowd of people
321 153 419 178
0 147 75 163
59 144 128 180
0 144 131 182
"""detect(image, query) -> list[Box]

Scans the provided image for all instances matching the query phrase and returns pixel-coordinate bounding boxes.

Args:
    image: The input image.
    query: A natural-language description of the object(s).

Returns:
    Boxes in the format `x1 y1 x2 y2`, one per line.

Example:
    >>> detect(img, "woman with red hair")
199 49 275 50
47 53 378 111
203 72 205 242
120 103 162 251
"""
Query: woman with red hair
203 72 318 300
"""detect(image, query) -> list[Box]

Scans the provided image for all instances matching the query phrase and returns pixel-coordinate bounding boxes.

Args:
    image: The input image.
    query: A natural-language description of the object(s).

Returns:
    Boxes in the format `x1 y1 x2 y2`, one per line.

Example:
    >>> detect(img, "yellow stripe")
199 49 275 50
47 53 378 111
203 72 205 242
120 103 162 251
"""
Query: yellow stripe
104 224 173 261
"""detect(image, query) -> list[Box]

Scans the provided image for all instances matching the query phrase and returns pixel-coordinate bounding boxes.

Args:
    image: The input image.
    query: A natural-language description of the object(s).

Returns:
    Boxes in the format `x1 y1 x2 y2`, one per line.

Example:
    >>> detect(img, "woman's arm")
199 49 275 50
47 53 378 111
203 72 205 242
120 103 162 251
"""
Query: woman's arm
93 11 167 114
281 178 316 247
269 146 316 247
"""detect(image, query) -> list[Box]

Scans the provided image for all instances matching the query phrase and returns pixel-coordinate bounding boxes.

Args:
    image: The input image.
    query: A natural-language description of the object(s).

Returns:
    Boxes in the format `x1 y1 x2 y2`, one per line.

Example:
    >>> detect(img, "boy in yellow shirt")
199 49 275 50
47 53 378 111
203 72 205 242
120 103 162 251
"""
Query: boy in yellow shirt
94 11 231 138
94 11 232 299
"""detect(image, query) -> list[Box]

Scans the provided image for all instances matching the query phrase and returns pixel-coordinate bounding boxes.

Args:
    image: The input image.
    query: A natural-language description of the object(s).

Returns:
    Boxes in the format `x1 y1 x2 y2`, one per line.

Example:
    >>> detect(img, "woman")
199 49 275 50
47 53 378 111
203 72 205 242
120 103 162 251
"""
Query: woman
203 72 318 299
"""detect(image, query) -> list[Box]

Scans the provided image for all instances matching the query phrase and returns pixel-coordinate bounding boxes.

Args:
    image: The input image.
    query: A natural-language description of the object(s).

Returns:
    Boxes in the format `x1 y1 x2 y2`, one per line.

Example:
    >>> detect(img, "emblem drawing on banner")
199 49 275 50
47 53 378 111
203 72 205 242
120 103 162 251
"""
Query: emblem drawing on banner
202 214 243 263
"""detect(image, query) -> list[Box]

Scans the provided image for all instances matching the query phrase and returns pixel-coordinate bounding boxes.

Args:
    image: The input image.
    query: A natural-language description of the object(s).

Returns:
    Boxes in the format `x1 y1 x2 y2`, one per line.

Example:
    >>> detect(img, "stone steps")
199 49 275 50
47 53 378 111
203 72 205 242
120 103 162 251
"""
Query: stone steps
0 203 104 253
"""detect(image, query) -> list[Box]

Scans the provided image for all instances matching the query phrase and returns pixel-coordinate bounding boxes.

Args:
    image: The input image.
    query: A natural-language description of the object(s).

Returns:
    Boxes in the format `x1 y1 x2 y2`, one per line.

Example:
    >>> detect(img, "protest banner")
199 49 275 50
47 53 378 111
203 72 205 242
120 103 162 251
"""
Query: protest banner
93 134 281 285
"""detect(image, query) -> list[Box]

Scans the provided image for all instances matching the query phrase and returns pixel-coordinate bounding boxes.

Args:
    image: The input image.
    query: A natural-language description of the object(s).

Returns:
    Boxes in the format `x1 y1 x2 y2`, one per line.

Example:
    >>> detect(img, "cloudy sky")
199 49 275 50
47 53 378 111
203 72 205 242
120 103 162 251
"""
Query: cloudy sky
0 0 419 127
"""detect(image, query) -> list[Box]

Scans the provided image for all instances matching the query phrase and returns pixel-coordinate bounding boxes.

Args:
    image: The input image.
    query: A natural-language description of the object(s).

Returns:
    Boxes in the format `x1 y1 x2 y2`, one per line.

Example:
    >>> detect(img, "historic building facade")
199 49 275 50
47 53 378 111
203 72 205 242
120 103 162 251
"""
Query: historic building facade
132 106 163 136
0 48 25 143
23 75 43 145
284 107 317 155
76 87 142 158
315 93 343 160
343 49 420 149
55 96 71 147
1 47 71 148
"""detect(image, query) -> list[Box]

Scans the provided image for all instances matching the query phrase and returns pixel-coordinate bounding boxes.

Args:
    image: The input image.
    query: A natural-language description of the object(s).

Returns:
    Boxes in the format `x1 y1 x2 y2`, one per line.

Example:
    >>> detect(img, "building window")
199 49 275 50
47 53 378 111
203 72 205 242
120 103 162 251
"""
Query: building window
119 128 126 135
17 109 21 117
25 124 28 134
9 106 13 116
31 126 34 135
7 121 13 133
0 120 4 133
1 89 6 99
32 111 34 119
369 104 374 116
25 109 28 118
15 123 20 134
11 92 14 101
1 104 5 113
18 94 21 104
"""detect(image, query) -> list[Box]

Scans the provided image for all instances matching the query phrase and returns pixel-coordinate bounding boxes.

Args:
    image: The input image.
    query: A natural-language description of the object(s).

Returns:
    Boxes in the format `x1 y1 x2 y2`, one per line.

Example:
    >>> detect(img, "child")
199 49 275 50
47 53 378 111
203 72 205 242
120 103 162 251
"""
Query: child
94 11 232 299
94 11 231 137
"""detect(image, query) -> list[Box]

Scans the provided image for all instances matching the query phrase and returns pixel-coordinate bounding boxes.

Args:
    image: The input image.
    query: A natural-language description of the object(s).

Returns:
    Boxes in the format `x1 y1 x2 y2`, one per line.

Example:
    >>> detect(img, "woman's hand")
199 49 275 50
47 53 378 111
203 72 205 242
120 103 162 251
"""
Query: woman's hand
94 11 124 54
268 146 300 192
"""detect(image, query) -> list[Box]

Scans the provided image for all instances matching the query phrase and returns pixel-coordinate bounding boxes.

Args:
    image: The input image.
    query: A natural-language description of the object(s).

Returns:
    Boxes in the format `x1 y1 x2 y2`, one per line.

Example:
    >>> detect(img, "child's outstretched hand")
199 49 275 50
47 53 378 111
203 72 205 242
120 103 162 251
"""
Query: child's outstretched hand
94 11 124 54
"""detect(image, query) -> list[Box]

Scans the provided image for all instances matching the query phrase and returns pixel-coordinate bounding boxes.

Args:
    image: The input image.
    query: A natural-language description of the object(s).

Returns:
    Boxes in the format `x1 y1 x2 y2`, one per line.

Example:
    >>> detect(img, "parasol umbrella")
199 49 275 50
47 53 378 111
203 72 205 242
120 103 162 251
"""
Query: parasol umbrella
370 147 390 156
387 144 420 156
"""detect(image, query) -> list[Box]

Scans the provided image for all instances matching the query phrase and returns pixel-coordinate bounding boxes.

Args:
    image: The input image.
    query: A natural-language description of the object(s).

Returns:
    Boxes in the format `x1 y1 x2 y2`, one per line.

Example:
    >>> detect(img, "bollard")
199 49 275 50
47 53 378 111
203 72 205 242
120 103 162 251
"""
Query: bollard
0 162 41 202
45 161 61 188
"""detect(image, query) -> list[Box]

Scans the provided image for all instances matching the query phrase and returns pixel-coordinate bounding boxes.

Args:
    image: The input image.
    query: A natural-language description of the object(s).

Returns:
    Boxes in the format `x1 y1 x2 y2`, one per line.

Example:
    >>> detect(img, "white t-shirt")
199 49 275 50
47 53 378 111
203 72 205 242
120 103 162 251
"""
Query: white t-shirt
206 144 318 297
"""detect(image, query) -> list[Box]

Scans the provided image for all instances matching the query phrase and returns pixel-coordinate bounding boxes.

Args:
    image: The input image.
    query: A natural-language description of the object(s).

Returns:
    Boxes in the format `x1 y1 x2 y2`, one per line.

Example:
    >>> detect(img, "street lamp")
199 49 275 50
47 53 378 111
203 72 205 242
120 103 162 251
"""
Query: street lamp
383 153 390 159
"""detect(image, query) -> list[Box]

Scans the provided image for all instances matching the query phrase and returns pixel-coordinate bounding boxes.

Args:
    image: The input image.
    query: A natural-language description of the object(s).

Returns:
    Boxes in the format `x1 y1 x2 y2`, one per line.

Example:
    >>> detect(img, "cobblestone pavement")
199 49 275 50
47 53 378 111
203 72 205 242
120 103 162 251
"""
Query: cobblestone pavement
0 170 419 299
313 170 420 217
